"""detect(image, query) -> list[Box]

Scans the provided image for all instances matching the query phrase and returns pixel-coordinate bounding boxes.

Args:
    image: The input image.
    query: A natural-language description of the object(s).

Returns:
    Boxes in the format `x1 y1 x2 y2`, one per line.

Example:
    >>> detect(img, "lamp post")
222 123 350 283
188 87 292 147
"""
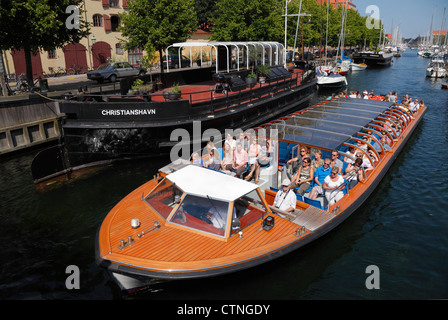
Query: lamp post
90 35 96 70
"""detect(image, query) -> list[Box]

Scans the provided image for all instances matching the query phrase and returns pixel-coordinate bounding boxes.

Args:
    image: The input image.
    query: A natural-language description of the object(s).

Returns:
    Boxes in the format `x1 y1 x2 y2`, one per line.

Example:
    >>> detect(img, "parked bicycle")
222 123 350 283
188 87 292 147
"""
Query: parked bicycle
46 66 66 77
66 64 84 75
14 73 41 93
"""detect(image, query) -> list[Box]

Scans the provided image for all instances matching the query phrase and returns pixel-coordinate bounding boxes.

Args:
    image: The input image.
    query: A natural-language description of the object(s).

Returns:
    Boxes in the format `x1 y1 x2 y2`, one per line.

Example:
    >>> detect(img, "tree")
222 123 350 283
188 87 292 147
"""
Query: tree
210 0 283 42
119 0 197 74
0 0 89 86
194 0 218 32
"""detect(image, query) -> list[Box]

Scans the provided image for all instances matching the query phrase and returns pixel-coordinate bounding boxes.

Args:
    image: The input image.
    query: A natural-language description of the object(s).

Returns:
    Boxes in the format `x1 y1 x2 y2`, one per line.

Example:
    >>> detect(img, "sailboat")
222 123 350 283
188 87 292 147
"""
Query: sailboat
317 0 347 89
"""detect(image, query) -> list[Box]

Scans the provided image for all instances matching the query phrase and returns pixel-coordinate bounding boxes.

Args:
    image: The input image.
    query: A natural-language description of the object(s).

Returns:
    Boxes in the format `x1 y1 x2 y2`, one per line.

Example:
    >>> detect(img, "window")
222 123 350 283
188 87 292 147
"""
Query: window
145 178 183 220
128 47 143 66
169 194 229 237
93 14 103 27
109 0 119 7
110 15 120 31
115 43 123 55
47 49 57 59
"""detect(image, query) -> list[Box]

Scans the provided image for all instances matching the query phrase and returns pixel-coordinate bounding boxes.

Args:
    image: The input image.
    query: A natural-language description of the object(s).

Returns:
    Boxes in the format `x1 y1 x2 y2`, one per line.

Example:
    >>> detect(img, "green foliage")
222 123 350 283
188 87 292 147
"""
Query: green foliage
131 78 144 89
0 0 90 52
119 0 197 67
210 0 283 42
255 64 271 77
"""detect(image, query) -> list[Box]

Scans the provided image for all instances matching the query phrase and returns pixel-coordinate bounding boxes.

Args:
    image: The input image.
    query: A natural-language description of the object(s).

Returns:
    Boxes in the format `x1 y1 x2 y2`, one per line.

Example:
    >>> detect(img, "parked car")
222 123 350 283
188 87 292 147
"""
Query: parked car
87 62 146 83
162 54 191 69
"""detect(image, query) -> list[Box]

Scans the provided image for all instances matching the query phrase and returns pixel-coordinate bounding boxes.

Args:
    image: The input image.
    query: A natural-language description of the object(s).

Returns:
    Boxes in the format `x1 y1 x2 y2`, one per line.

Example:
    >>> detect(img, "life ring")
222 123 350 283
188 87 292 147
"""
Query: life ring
337 68 341 73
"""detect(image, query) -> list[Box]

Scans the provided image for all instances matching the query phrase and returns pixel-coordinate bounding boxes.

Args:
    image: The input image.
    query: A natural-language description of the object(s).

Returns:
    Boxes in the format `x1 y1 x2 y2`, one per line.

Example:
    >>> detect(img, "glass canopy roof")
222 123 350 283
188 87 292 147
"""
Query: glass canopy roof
274 98 394 150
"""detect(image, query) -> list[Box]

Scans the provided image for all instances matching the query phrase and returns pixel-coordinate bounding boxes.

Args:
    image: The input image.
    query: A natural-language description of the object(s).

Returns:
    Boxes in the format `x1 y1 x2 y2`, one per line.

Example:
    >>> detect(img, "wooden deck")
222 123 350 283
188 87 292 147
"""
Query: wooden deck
99 179 305 273
150 69 304 104
292 206 335 231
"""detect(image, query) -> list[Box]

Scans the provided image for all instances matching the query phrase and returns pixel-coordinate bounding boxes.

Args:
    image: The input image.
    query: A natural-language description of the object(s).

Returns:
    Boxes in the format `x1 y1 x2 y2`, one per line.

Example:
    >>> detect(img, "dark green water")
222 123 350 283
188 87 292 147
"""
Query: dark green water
1 50 447 300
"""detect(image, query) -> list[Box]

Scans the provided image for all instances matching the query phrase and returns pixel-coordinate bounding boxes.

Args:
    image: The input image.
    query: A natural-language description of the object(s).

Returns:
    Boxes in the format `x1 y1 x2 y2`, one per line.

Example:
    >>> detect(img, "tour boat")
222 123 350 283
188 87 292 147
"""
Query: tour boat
31 41 316 189
95 96 426 293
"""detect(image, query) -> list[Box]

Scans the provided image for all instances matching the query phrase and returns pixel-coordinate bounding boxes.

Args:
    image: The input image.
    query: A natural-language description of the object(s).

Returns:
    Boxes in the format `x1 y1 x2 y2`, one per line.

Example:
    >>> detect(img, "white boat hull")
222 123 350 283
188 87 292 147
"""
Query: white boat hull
317 75 348 88
351 63 367 71
426 68 447 78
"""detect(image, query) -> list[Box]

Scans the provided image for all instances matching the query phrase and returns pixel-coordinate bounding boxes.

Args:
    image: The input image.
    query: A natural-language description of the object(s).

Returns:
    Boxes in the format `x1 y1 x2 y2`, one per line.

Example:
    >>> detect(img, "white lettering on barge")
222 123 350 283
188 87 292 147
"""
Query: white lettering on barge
101 109 156 116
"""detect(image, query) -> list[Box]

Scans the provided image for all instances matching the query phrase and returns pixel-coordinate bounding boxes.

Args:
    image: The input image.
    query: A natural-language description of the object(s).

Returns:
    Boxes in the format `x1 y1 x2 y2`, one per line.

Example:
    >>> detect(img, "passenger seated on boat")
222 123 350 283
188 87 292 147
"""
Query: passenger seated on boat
343 158 365 190
236 132 249 152
357 151 373 173
273 179 297 213
225 133 236 151
245 137 262 182
367 147 379 163
379 137 391 152
232 142 248 178
204 149 222 170
419 99 426 109
311 150 324 170
309 158 331 199
291 157 314 195
409 98 420 113
344 147 356 164
285 146 309 179
357 138 368 152
221 142 234 171
330 150 343 173
323 166 345 206
257 138 272 167
192 152 204 166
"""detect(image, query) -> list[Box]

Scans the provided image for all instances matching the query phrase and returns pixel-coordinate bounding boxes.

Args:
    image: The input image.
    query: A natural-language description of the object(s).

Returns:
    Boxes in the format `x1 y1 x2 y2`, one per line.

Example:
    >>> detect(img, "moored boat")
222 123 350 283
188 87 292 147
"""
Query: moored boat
426 58 447 78
31 41 316 189
352 51 393 67
316 66 347 89
350 62 367 71
95 96 426 293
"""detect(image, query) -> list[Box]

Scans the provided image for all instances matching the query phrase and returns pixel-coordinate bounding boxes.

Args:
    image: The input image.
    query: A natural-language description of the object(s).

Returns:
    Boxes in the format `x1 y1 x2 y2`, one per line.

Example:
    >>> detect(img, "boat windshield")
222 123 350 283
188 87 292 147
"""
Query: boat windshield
145 178 183 220
169 194 230 237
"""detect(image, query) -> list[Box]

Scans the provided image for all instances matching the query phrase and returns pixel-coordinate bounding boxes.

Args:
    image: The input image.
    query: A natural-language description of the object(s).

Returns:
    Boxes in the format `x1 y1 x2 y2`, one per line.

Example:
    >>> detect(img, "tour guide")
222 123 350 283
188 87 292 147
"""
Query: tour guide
273 178 296 213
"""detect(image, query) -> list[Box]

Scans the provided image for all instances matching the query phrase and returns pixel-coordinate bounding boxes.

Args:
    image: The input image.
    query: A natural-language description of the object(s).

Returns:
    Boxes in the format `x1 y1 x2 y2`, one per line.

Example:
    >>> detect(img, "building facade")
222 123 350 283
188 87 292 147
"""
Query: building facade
316 0 357 11
2 0 210 79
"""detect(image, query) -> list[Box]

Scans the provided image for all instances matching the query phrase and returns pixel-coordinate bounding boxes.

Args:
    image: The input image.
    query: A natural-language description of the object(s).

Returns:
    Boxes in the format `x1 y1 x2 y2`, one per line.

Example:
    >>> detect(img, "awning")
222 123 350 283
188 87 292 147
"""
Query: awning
165 41 285 73
275 98 394 150
167 165 258 202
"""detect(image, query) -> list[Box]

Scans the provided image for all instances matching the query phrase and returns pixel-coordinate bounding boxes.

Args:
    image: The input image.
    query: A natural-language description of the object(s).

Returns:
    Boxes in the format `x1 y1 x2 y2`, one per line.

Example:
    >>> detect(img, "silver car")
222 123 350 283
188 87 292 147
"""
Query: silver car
87 62 147 83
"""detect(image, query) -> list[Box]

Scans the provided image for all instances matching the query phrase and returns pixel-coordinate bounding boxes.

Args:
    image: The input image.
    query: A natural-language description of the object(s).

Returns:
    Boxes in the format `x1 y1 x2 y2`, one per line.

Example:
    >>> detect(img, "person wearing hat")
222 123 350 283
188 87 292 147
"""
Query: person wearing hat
273 178 297 213
362 90 369 100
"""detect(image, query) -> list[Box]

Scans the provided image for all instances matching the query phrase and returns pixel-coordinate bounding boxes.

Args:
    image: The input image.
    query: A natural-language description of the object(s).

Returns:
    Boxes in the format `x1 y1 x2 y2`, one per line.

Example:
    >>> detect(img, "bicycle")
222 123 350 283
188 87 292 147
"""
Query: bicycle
66 64 84 75
14 73 41 93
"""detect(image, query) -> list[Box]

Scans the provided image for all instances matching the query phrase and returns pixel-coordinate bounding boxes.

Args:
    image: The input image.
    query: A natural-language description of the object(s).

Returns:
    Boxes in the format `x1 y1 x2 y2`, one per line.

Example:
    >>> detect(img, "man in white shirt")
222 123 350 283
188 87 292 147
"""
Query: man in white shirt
273 179 297 213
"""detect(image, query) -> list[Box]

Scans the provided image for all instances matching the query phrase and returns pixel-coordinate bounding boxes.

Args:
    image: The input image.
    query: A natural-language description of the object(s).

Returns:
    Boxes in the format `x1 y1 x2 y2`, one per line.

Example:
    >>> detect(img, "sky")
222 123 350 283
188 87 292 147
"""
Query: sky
354 0 447 39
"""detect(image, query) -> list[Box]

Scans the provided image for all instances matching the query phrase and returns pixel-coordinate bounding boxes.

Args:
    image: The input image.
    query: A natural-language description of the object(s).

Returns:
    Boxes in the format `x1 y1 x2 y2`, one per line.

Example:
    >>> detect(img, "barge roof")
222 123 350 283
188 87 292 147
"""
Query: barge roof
273 98 394 150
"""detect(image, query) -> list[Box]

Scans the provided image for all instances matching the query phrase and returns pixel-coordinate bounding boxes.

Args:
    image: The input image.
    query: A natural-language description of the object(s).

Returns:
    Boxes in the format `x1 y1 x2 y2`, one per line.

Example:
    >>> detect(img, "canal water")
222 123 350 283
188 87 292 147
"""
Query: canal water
1 50 447 300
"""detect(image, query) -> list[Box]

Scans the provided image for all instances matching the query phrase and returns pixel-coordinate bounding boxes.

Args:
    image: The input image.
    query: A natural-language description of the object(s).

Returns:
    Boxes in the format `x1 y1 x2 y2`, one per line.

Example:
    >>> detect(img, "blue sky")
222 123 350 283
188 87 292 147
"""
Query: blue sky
354 0 447 38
